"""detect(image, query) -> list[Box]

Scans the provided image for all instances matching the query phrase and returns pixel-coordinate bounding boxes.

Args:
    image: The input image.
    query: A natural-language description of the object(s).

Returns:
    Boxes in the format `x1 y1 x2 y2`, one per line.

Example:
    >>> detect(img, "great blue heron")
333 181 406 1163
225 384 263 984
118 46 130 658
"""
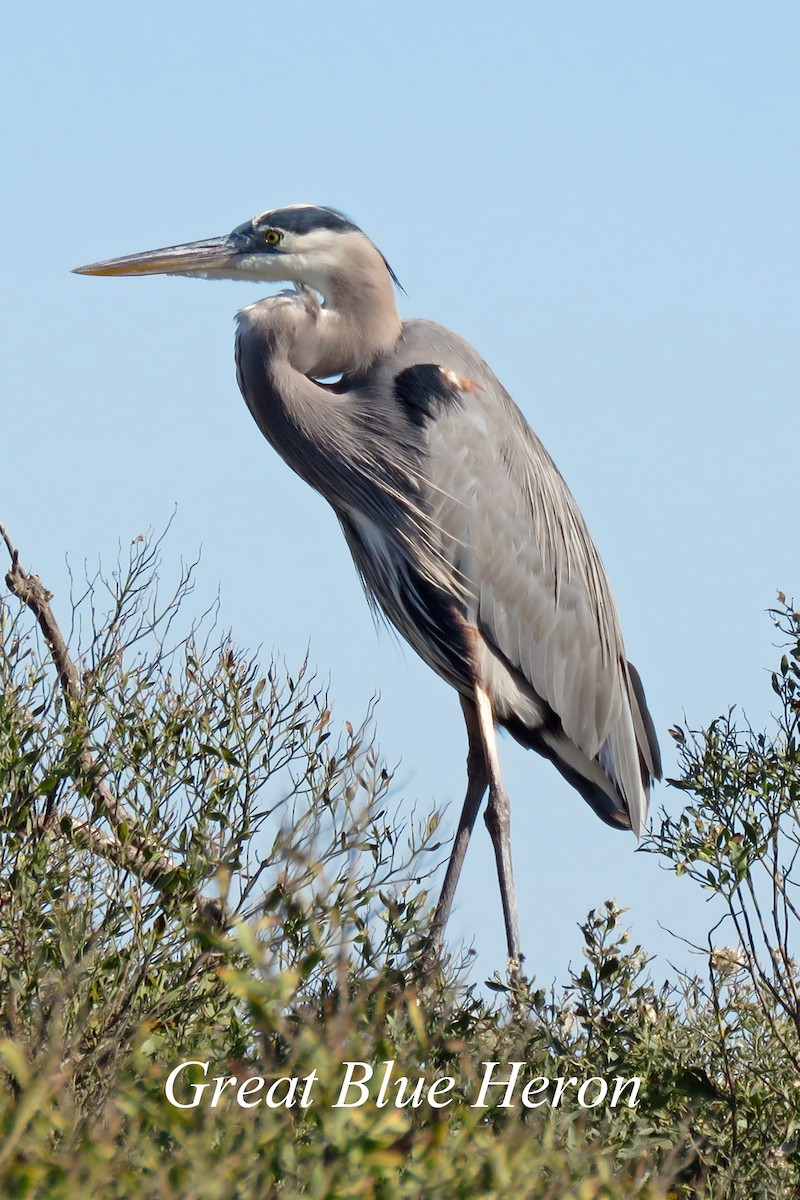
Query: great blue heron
74 204 661 966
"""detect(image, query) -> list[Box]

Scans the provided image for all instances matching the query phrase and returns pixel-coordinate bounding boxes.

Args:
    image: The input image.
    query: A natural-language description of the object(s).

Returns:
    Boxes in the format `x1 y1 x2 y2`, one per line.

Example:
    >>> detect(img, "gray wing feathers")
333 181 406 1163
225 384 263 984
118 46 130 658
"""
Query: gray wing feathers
425 393 626 752
414 351 654 833
626 660 663 781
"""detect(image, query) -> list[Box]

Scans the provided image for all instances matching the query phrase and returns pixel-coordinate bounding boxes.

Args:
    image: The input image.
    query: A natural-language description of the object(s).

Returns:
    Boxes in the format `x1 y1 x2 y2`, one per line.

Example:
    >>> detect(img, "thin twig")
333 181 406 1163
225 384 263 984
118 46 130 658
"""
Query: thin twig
706 936 738 1165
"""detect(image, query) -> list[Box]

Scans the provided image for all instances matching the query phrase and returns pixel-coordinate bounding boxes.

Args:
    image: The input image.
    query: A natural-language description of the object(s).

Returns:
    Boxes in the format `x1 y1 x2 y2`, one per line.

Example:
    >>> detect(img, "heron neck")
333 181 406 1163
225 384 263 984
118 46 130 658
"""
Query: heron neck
314 268 402 377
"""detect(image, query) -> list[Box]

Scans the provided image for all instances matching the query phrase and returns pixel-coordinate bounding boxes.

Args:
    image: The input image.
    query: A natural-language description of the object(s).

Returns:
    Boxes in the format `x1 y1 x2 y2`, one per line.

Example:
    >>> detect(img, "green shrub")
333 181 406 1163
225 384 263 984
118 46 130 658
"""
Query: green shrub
1 531 798 1198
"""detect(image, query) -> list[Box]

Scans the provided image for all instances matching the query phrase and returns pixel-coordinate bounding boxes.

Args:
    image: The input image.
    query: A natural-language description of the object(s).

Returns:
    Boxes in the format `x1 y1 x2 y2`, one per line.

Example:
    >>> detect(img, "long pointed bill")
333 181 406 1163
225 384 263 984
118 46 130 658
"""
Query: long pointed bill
73 235 240 279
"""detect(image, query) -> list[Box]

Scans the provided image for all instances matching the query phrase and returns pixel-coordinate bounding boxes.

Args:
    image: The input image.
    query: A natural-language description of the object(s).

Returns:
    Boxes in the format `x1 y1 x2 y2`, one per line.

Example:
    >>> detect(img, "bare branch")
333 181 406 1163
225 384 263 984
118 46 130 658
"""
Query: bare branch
0 521 223 928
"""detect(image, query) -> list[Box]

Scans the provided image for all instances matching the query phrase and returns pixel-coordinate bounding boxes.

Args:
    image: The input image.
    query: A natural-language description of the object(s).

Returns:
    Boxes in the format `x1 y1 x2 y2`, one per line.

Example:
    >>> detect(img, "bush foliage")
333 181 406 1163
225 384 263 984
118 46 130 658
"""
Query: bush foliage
1 532 799 1198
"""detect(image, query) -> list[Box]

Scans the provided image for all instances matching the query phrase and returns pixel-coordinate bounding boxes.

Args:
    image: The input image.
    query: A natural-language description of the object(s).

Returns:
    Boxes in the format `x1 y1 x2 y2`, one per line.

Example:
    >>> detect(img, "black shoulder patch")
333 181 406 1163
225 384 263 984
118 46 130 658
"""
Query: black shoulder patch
394 364 467 429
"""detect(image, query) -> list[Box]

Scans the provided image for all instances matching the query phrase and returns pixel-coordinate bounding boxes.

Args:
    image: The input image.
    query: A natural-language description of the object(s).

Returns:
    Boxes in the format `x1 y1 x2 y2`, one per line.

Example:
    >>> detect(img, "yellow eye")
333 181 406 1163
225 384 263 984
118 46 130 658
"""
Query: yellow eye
264 229 281 246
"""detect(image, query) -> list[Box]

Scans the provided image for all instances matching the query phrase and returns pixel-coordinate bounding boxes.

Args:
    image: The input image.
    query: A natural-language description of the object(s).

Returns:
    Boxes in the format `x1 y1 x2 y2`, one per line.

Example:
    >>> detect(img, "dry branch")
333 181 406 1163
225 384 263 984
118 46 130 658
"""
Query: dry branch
1 521 223 927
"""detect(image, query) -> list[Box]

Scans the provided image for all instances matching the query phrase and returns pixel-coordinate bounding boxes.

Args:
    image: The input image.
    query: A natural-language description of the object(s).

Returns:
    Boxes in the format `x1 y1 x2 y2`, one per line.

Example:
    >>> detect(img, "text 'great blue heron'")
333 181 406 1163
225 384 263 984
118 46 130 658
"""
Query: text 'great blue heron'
75 204 661 967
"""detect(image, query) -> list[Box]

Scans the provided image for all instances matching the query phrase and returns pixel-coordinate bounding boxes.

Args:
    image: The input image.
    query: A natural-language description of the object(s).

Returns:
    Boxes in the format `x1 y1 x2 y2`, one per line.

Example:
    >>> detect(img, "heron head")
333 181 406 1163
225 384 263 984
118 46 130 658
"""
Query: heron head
73 204 400 297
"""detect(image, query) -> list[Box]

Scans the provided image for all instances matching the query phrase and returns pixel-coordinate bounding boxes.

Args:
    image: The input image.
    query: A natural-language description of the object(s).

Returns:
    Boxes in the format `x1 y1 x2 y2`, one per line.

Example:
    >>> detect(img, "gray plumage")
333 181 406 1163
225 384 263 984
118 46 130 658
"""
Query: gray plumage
74 204 661 966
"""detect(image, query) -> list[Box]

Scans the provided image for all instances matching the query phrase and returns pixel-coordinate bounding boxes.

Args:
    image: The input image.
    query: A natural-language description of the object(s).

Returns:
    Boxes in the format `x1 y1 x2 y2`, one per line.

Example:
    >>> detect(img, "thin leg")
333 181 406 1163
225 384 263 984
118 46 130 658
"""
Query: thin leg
430 695 488 945
474 684 523 967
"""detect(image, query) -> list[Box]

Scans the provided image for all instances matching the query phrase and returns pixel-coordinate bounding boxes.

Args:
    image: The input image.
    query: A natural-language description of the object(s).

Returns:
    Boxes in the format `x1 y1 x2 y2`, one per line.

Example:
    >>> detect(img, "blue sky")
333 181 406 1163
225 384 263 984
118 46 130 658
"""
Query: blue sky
2 2 799 986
